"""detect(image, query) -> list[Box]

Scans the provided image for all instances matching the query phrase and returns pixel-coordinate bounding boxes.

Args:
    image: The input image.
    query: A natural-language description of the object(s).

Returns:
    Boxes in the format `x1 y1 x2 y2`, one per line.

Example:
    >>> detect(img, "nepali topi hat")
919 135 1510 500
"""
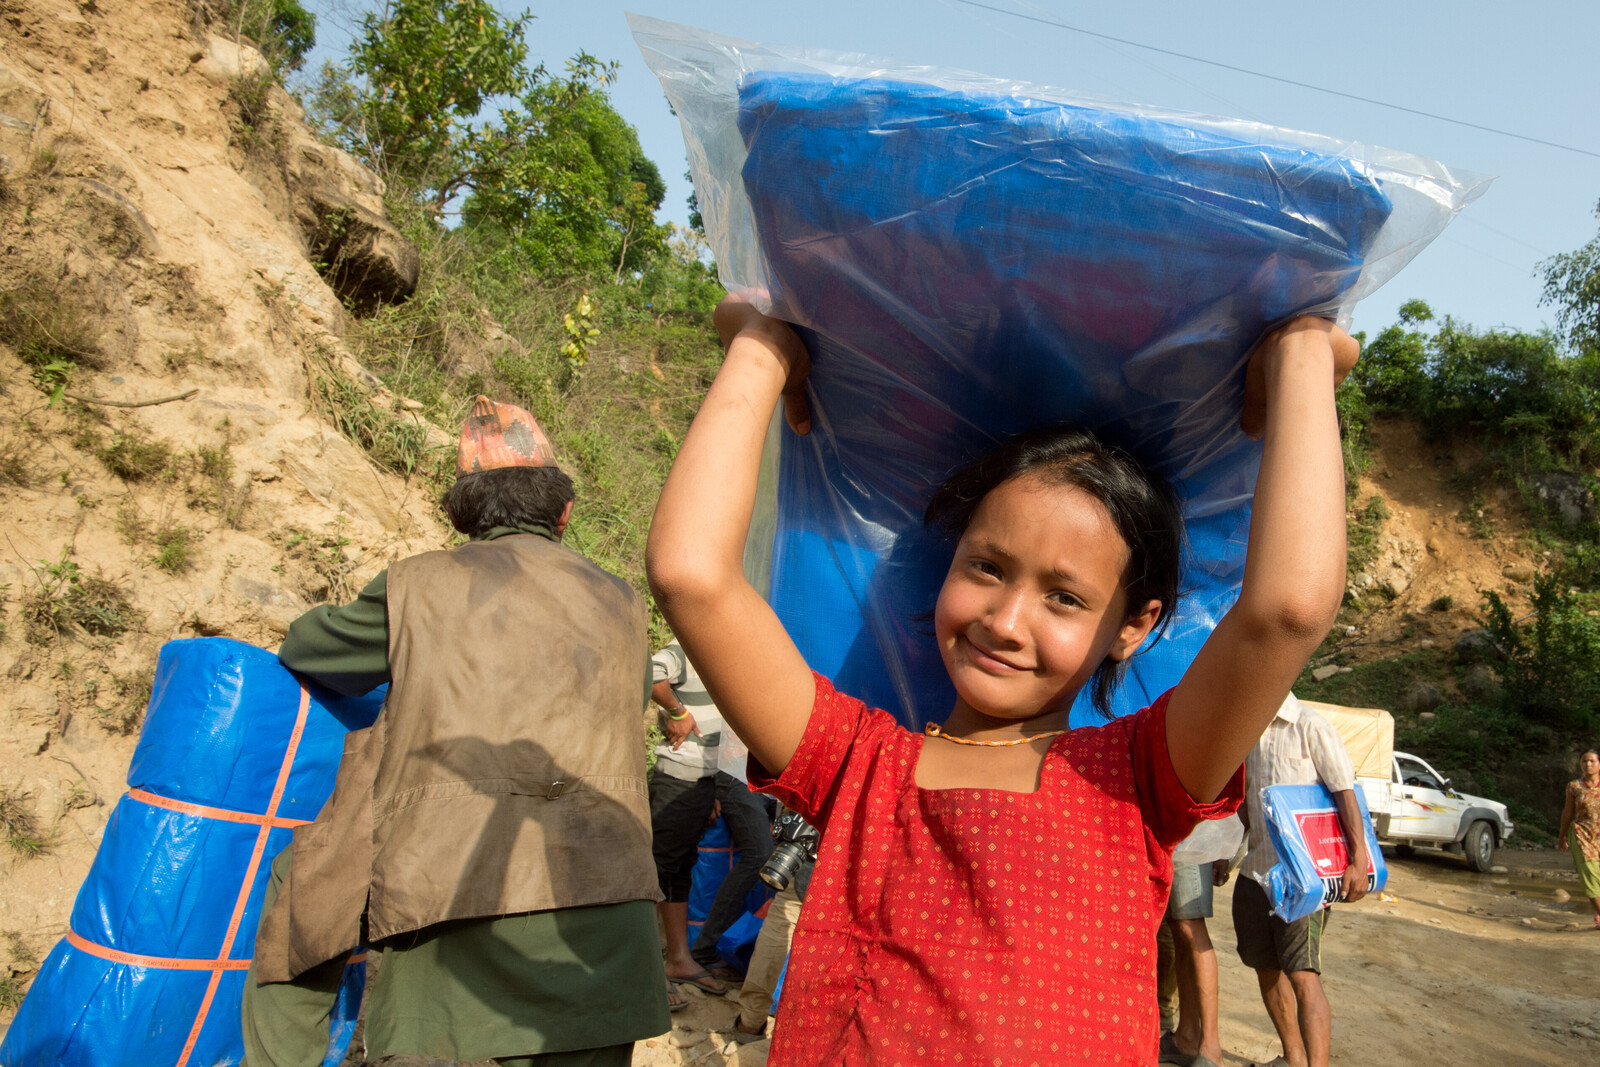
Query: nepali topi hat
457 395 557 474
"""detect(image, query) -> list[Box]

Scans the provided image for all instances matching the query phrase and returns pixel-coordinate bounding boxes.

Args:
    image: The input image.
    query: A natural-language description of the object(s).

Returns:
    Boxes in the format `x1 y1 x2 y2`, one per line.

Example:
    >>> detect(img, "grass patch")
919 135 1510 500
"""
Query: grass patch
95 429 174 481
305 344 446 486
189 438 250 528
1346 494 1390 575
22 551 136 643
279 521 359 603
116 502 201 575
0 440 31 487
152 524 198 574
103 668 153 735
0 283 103 403
0 785 48 858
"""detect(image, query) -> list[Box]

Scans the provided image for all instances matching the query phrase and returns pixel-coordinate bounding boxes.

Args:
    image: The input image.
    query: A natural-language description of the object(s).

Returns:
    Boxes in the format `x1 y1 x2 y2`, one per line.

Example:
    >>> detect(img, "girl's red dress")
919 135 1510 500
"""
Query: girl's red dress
750 674 1243 1067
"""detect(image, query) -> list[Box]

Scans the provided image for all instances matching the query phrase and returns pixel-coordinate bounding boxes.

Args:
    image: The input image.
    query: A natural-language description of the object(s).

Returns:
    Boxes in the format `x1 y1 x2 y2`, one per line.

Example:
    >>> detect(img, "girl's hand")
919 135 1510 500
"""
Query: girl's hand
1560 833 1569 850
713 292 813 435
1240 316 1360 438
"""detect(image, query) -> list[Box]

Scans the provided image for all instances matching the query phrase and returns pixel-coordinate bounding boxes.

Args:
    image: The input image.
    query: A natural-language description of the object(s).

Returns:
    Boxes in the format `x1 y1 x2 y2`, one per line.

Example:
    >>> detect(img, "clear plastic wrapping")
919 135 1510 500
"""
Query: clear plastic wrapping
633 15 1489 725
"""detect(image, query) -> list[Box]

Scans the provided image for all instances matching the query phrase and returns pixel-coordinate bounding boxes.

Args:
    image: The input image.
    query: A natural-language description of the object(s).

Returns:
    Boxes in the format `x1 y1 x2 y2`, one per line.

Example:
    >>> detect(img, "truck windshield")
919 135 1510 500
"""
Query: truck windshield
1397 758 1444 791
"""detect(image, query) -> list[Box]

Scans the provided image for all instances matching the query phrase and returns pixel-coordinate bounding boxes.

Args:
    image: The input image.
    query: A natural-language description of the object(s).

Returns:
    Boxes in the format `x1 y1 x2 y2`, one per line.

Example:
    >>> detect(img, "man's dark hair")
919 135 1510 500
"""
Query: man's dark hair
924 424 1185 718
442 466 575 537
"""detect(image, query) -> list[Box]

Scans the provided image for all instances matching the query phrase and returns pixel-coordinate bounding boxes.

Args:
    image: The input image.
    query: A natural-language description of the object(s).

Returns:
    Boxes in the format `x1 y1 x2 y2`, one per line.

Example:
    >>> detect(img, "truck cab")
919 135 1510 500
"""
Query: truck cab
1364 750 1514 872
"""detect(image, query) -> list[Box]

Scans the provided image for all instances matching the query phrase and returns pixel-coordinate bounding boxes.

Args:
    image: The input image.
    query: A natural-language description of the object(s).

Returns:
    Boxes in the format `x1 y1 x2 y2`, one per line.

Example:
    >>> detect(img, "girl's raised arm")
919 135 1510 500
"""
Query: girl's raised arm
1166 317 1359 802
646 295 819 774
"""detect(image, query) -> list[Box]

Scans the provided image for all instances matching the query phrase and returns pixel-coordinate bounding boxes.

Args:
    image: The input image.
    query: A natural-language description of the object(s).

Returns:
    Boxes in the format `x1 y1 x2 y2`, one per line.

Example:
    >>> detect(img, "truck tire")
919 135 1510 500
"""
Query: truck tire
1463 821 1495 873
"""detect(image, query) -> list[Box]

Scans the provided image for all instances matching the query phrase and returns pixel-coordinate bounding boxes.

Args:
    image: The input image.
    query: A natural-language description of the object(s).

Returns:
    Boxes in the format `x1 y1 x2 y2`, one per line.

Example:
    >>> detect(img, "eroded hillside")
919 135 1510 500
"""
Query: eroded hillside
0 0 455 1014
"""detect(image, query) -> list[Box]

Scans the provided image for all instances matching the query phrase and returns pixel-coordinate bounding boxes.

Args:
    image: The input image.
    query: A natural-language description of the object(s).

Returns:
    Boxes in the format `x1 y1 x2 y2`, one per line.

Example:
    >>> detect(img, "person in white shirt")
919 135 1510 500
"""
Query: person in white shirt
1234 693 1368 1067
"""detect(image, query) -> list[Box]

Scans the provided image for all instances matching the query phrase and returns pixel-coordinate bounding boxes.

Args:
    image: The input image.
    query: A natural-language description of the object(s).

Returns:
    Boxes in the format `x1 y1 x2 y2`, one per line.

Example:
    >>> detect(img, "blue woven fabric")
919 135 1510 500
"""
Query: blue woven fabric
738 73 1393 725
1 638 384 1067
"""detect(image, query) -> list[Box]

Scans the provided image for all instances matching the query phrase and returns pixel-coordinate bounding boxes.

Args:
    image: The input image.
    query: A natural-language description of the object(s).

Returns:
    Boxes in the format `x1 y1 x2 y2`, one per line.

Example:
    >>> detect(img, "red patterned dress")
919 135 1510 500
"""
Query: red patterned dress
750 675 1243 1067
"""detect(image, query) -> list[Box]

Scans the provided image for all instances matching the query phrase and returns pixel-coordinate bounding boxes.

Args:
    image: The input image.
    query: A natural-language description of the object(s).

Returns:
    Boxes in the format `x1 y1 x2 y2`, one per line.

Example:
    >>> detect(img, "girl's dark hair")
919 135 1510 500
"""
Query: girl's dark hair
442 466 575 537
924 425 1184 718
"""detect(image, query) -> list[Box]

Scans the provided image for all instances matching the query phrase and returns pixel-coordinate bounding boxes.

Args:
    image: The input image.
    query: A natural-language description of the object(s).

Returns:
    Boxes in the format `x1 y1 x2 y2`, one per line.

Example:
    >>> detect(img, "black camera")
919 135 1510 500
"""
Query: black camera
758 805 819 892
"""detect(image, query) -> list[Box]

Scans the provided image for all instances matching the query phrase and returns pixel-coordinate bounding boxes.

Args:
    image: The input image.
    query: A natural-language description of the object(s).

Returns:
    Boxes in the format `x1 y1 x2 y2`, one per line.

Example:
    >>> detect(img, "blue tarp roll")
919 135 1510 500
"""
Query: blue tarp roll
687 817 772 961
737 72 1392 726
634 17 1483 728
1 638 384 1067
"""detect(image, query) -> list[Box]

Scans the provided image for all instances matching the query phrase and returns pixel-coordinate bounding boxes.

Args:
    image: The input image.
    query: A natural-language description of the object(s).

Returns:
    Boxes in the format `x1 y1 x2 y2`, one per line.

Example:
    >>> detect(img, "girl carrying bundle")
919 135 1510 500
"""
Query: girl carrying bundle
647 295 1357 1065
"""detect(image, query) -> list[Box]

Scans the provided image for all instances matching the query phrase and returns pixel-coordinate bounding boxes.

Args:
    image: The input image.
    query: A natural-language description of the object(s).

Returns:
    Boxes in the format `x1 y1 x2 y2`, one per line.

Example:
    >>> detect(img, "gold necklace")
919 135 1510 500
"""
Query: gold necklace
924 722 1067 747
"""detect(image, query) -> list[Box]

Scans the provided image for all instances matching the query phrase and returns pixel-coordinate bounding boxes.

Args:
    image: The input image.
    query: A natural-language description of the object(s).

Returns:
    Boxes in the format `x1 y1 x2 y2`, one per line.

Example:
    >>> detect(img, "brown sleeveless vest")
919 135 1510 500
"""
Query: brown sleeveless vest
254 535 659 983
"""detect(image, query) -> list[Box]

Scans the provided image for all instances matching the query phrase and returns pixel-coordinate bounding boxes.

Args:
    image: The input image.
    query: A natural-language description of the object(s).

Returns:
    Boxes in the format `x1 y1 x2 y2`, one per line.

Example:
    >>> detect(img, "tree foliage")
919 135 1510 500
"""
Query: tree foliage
307 0 668 279
1351 304 1600 467
1540 199 1600 355
196 0 316 73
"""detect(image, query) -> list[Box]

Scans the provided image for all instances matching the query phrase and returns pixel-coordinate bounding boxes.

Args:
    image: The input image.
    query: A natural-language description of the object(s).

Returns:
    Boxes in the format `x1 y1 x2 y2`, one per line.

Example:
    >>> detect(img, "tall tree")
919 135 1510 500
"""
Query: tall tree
309 1 667 276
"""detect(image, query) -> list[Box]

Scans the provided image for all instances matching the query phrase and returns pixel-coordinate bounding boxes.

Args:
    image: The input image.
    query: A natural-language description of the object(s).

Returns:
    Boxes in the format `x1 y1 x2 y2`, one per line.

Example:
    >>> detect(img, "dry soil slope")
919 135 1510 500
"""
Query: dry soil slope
0 0 451 1022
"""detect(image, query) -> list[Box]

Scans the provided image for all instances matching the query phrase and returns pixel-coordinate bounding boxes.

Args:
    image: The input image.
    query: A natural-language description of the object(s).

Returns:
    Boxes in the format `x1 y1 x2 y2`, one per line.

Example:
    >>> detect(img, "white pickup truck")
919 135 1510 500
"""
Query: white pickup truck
1303 701 1516 873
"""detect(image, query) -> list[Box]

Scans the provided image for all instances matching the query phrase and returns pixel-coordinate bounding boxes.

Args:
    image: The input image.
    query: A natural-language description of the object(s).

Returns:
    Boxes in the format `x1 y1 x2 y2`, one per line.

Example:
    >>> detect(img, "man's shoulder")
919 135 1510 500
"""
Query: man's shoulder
411 537 638 598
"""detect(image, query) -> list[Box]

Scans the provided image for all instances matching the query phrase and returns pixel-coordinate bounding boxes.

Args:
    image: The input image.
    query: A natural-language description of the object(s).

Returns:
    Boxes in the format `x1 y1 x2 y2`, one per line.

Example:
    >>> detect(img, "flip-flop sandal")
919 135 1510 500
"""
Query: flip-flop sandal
666 982 689 1013
1158 1032 1195 1065
668 969 728 996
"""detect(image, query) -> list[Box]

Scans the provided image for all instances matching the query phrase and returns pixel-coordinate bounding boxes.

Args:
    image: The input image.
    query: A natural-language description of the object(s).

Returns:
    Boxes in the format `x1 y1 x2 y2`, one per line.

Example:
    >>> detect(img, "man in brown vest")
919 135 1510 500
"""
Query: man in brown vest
242 397 670 1067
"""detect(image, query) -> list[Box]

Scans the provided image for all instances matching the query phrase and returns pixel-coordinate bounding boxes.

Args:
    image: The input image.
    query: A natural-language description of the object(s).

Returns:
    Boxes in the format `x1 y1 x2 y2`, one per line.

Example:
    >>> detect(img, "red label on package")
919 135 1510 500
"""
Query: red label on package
1293 810 1376 876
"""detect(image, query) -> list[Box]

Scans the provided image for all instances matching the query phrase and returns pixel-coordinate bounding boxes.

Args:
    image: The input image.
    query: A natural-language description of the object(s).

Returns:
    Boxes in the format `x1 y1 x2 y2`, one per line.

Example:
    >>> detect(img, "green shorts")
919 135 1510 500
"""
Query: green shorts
1232 875 1330 975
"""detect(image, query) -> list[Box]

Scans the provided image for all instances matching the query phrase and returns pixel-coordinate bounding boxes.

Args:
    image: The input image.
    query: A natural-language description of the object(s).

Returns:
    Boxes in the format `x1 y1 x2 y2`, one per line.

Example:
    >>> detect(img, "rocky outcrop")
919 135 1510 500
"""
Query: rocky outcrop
284 138 419 315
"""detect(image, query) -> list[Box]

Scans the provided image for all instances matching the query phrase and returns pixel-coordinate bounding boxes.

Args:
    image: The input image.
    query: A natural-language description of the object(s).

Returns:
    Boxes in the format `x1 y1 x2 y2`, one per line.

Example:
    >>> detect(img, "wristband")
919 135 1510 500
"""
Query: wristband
667 706 689 721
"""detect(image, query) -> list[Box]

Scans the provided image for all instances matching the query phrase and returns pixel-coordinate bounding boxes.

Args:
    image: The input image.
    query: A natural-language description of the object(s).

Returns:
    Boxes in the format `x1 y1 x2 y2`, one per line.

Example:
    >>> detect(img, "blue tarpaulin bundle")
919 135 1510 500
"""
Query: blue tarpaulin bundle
1 638 384 1067
633 16 1486 726
687 817 772 973
1260 782 1388 922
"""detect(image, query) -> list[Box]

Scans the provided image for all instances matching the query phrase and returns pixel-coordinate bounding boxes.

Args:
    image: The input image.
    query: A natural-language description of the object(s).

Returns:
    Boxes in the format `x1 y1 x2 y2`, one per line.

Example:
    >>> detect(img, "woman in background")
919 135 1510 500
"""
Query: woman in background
1558 749 1600 930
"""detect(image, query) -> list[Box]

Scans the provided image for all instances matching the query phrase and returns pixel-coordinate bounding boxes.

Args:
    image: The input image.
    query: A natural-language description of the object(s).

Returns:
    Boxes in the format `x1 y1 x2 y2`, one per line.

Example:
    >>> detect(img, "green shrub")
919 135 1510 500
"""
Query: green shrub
1481 574 1600 732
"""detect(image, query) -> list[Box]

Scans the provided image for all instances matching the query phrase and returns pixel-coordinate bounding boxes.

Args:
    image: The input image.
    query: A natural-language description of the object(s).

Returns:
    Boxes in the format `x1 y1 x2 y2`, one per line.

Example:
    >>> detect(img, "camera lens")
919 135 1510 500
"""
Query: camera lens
759 842 809 891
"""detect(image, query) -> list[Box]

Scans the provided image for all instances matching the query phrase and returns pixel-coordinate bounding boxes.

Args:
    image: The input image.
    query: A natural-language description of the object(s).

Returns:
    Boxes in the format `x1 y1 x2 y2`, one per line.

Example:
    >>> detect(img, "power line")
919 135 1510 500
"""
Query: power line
951 0 1600 160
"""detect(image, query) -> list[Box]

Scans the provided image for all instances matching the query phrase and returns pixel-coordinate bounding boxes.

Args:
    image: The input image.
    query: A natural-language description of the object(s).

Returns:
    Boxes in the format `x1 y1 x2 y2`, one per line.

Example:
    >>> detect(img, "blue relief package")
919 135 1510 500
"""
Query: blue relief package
1259 782 1388 923
633 16 1489 726
1 638 384 1067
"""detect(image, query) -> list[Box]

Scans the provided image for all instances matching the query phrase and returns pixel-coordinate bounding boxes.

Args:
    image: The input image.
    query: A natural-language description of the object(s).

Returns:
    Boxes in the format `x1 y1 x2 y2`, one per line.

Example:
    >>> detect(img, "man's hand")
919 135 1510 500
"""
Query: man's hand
1211 858 1232 887
663 710 699 751
709 799 722 826
1339 858 1369 903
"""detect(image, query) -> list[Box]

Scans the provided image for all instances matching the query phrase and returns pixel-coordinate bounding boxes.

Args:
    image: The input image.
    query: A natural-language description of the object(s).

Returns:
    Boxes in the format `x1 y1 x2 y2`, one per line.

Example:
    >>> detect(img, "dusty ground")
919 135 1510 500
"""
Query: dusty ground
612 848 1600 1067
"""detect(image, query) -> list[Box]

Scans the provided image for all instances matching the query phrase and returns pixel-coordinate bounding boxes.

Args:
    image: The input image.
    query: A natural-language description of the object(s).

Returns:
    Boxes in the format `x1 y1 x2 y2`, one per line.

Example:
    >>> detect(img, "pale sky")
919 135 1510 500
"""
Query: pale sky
304 1 1600 341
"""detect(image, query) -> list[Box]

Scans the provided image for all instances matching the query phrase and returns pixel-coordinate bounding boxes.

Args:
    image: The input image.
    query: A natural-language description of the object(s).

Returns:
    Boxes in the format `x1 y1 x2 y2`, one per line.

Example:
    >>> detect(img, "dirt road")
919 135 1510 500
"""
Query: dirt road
1209 847 1597 1067
645 847 1600 1067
